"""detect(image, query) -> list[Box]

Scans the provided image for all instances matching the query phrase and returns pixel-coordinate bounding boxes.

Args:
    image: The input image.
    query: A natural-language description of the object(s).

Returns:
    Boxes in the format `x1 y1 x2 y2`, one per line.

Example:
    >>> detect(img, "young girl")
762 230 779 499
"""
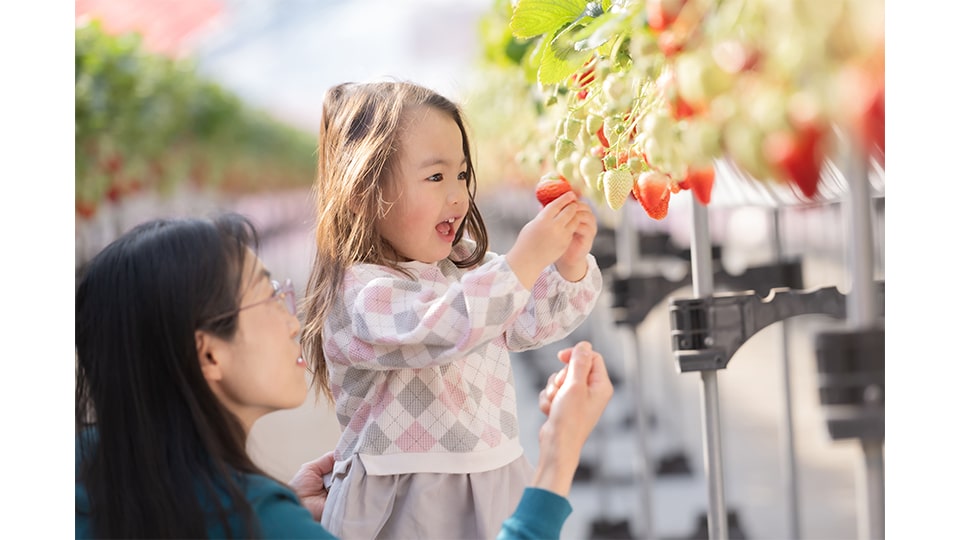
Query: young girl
301 81 603 539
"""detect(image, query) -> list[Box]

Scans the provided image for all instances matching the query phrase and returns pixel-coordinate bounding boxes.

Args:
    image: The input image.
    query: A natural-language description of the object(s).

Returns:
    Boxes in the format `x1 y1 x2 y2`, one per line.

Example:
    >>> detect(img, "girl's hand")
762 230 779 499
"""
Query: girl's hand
554 201 597 281
506 191 581 289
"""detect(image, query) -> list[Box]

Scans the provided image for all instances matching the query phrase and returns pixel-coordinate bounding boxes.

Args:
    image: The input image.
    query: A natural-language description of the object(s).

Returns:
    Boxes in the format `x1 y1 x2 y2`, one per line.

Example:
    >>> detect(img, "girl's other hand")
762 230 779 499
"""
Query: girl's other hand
554 201 597 282
506 192 580 289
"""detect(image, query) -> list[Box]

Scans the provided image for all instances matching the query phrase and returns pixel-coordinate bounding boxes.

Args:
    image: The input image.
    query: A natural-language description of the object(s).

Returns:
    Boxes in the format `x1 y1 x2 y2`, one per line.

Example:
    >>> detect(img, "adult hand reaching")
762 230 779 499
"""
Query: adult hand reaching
532 341 614 497
288 450 335 521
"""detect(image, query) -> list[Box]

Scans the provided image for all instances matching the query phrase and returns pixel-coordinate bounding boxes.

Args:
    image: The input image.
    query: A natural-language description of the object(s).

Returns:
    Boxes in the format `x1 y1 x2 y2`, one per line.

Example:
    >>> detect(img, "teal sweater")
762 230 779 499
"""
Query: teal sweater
76 440 572 539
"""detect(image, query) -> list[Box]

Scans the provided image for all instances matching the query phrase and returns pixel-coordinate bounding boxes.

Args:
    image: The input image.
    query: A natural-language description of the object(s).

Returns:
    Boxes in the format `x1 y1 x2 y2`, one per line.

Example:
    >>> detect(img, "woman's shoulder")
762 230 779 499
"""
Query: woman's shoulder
242 472 298 500
241 473 335 539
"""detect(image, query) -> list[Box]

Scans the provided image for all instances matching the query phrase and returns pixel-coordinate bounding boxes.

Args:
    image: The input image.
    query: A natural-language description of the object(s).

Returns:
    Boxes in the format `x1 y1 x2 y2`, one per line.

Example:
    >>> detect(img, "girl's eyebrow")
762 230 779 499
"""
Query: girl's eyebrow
418 156 466 170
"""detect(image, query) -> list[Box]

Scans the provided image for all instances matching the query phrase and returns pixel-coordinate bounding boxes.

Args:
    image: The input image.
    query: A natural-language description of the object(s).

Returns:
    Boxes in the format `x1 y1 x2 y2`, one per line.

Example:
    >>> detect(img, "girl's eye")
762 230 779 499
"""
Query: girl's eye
457 171 468 181
428 173 443 182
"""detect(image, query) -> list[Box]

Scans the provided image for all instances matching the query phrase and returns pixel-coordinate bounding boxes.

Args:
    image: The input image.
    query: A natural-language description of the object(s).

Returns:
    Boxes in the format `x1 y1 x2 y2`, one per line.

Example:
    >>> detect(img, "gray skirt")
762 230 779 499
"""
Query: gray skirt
320 453 535 540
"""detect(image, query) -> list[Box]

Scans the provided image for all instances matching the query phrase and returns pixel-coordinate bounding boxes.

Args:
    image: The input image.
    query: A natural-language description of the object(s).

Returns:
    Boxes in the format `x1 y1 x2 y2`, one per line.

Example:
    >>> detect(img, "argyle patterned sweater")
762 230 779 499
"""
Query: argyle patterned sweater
322 241 603 475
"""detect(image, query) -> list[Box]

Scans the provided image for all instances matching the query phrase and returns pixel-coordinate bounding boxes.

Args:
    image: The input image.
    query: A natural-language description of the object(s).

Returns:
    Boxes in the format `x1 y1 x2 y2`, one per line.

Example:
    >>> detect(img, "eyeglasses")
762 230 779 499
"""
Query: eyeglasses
204 278 297 325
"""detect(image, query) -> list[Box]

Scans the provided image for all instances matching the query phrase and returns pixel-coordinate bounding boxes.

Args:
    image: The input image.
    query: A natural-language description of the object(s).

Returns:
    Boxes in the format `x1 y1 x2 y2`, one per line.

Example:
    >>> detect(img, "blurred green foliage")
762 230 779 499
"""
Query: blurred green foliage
75 20 317 216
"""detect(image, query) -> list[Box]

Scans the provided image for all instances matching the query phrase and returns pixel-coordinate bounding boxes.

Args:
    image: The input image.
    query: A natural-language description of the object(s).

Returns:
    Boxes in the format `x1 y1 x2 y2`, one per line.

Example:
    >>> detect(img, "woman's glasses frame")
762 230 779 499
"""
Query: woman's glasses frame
203 278 296 325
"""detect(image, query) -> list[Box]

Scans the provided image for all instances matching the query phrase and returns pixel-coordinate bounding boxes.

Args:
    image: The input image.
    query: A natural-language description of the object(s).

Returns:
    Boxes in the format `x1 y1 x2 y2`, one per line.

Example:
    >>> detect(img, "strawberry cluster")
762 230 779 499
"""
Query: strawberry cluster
511 0 884 220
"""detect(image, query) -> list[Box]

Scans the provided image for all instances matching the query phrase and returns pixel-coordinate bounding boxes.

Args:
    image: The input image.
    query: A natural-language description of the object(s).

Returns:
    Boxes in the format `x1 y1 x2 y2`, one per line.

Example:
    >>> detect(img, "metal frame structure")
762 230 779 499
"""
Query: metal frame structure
668 139 885 540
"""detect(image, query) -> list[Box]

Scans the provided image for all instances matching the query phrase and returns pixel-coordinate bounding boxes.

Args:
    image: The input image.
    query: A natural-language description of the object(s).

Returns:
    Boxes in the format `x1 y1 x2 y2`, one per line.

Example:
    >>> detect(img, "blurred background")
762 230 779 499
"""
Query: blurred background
67 1 923 539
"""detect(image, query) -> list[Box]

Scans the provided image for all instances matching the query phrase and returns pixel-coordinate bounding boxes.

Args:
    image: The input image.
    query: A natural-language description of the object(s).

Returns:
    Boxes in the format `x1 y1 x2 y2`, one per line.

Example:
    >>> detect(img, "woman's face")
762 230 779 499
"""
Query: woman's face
205 250 307 430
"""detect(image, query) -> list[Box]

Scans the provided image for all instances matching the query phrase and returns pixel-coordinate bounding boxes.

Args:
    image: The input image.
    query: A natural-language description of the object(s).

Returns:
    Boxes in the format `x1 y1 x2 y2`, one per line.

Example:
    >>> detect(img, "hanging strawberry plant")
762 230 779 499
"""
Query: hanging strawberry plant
75 19 318 219
471 0 883 220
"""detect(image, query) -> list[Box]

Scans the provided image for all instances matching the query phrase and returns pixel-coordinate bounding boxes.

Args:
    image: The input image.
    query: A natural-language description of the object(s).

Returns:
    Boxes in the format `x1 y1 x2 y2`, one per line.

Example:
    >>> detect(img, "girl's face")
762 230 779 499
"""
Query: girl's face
204 251 307 431
377 105 469 264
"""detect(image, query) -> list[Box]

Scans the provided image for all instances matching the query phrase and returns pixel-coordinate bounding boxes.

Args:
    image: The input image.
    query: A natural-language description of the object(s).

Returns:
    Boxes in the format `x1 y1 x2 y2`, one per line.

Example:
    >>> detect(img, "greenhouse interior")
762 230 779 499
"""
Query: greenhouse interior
48 0 954 539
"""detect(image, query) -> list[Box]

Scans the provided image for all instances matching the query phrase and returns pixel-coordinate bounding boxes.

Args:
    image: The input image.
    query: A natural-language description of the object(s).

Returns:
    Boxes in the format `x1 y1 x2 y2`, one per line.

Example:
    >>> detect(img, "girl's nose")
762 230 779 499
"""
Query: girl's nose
449 186 467 206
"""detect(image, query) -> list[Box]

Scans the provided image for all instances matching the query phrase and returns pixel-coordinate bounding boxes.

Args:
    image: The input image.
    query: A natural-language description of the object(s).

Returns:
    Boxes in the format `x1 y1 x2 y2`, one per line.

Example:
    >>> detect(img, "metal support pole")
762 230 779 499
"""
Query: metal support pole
690 199 728 540
844 144 884 540
772 209 801 540
616 216 655 540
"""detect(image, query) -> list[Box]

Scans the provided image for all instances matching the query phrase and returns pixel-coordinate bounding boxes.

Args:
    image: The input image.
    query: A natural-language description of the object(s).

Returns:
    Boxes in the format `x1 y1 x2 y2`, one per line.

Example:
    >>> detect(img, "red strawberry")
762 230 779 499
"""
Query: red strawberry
106 184 123 203
763 125 825 199
535 173 574 206
101 154 123 176
76 200 98 219
837 62 884 157
657 68 699 120
679 165 715 205
657 30 685 57
632 171 672 220
596 127 610 149
647 0 687 32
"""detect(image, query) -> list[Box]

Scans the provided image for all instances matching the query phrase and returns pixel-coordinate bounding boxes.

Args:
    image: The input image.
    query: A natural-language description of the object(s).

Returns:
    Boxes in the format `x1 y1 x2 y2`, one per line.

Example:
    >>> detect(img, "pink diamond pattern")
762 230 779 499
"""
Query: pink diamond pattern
396 421 437 452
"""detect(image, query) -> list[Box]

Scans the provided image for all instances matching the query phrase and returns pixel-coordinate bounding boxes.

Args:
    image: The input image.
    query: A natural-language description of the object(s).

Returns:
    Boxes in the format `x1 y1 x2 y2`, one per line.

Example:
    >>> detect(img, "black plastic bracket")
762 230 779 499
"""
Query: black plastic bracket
591 228 722 271
669 282 885 373
815 327 884 441
611 258 804 327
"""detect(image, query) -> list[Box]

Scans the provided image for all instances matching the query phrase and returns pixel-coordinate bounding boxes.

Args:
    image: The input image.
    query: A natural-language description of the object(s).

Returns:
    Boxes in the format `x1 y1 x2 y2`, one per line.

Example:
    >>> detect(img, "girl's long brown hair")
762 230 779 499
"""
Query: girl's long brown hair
302 81 489 402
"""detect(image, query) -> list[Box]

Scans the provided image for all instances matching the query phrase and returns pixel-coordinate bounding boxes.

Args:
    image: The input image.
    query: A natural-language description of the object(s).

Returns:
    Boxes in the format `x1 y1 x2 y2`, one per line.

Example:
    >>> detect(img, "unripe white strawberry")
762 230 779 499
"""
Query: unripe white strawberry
569 105 588 121
724 120 774 181
585 113 604 135
675 51 733 110
554 118 566 137
642 111 673 143
603 74 629 106
563 117 584 141
557 156 577 183
602 116 626 147
579 154 604 188
602 167 634 210
594 168 606 194
678 118 722 167
554 137 576 162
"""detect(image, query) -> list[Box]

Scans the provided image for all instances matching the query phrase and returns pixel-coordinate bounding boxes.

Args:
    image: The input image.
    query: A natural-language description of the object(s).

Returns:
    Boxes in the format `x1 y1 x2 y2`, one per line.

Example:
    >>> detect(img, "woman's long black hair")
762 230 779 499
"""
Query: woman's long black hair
75 213 270 538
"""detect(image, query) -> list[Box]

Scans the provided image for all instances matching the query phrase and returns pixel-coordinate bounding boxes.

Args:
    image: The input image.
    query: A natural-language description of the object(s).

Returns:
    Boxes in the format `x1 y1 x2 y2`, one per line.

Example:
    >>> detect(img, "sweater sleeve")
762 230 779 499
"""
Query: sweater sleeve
334 257 531 369
497 488 573 540
504 253 603 351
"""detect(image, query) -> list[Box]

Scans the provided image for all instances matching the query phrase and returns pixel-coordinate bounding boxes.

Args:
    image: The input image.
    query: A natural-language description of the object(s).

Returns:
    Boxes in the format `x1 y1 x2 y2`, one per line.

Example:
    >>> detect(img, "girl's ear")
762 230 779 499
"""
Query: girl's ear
195 330 224 382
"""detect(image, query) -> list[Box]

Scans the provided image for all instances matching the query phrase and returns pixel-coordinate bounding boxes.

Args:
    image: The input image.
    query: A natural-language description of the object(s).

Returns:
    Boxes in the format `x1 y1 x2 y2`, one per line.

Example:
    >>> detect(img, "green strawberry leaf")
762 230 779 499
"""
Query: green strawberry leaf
538 25 594 85
569 10 623 52
510 0 588 40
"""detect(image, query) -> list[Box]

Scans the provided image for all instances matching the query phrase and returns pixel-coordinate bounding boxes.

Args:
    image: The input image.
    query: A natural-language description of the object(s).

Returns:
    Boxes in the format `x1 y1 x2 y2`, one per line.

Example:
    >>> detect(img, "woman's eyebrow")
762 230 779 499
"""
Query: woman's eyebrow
249 267 271 287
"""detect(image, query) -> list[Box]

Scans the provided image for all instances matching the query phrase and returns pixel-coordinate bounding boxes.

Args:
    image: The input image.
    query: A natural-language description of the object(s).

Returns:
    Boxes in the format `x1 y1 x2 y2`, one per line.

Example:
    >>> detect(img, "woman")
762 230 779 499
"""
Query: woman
75 213 613 539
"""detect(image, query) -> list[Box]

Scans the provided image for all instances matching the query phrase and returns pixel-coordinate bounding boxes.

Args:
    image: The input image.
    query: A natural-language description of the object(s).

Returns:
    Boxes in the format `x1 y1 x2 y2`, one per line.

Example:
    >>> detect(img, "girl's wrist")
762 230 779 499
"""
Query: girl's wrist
505 250 545 289
556 257 587 282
